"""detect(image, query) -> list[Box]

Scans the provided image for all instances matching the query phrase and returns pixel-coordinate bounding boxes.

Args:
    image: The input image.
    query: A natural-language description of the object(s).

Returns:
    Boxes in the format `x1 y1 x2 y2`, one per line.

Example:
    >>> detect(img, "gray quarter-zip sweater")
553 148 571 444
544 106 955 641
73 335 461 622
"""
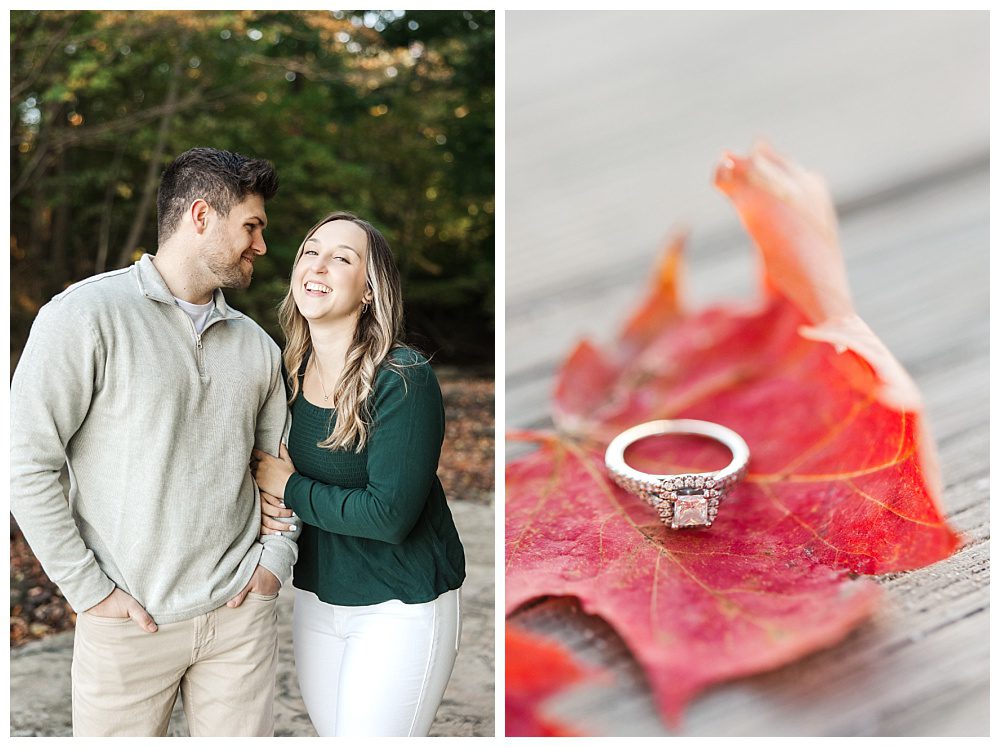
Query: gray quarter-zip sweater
10 254 296 624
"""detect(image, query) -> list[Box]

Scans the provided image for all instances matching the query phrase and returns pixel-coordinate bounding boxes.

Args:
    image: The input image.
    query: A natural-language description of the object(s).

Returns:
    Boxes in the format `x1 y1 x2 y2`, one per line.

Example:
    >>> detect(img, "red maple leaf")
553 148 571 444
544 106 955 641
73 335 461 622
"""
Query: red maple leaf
505 624 603 737
505 141 959 728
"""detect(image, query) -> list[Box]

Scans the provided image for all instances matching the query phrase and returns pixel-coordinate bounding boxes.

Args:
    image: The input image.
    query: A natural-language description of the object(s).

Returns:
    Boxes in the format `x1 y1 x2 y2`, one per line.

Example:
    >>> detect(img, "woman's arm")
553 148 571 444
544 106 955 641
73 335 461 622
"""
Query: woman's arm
254 361 445 545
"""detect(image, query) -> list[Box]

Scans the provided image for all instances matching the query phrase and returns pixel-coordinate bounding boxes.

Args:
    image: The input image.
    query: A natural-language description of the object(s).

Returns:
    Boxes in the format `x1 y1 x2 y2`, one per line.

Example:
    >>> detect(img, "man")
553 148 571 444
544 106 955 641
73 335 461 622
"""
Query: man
10 148 296 736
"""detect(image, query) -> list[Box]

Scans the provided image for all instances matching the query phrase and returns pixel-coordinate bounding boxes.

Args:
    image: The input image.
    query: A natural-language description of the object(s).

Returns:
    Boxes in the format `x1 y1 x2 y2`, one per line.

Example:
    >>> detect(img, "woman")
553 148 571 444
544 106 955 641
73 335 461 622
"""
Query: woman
250 212 466 737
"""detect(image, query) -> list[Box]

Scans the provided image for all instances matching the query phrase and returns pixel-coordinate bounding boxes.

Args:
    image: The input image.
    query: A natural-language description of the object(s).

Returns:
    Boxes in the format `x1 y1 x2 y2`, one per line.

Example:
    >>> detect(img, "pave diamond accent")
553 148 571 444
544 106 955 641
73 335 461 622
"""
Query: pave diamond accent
638 473 726 530
656 501 673 524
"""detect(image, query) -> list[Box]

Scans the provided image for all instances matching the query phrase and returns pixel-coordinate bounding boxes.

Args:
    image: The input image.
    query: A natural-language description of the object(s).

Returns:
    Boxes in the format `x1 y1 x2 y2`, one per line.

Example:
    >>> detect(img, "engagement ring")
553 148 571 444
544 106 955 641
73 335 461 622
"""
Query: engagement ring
604 419 749 529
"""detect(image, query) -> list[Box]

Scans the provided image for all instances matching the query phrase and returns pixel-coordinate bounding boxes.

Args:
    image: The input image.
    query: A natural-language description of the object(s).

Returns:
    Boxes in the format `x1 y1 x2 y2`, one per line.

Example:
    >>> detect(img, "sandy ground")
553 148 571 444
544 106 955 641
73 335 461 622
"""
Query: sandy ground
9 500 495 737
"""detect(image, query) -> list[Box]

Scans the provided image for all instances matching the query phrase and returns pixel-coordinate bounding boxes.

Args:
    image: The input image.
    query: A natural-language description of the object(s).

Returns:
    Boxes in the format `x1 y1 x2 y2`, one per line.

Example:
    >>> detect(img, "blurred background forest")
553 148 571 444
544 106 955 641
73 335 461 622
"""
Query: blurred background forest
10 9 495 647
11 9 494 368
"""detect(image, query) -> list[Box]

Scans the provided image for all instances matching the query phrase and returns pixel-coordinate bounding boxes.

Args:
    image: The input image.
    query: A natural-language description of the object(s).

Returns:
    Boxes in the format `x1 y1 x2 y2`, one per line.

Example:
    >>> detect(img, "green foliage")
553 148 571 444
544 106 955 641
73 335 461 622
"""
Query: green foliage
10 10 494 366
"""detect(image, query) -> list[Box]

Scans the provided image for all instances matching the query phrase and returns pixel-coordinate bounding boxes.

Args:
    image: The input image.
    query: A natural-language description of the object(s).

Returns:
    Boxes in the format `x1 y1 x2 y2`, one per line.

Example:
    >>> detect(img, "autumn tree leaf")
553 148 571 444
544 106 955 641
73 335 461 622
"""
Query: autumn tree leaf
506 433 884 725
506 141 959 729
505 624 603 737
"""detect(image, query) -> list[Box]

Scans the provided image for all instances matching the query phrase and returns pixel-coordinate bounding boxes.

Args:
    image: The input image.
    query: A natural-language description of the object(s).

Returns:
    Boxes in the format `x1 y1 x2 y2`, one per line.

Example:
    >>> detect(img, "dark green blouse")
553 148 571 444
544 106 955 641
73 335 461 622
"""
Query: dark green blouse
283 348 466 606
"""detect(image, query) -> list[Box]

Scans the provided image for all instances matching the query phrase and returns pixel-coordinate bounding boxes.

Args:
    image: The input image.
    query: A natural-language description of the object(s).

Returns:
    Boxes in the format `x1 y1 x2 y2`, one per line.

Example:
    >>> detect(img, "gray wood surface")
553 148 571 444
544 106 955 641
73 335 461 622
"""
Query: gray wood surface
504 10 988 737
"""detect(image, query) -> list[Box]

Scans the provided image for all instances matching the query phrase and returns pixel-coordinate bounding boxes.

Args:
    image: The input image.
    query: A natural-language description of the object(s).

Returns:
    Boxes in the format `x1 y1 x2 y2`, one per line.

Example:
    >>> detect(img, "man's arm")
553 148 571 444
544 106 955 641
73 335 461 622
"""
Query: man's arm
252 355 299 585
10 302 117 612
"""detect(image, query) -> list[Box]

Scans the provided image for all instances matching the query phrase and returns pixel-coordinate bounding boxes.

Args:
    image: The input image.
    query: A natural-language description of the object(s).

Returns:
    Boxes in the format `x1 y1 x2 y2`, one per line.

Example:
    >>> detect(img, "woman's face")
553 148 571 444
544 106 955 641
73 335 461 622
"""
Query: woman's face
291 220 372 324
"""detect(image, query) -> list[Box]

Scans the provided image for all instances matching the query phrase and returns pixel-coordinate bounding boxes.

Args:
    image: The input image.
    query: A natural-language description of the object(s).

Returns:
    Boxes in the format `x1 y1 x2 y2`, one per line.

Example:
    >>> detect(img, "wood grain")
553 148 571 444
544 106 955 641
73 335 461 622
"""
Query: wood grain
504 10 988 736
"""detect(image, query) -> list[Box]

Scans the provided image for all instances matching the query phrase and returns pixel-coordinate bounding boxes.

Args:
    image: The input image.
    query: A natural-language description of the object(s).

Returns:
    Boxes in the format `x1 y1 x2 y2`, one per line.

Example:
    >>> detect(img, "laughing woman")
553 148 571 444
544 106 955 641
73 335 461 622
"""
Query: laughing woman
250 212 466 737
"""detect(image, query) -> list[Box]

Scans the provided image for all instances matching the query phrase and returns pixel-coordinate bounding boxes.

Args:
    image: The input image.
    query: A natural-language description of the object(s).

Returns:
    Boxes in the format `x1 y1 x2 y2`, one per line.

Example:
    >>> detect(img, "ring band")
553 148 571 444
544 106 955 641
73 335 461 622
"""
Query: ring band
604 419 750 529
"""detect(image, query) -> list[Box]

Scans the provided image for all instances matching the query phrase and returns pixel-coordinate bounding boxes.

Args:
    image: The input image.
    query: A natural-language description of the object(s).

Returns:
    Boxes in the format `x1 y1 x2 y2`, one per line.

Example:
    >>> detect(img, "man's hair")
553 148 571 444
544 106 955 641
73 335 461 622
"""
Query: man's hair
156 148 279 243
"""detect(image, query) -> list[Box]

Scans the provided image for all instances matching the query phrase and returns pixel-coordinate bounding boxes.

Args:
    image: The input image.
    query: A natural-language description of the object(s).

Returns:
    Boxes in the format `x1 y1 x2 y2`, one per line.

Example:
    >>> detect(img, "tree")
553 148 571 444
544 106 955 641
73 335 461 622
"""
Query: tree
10 10 494 367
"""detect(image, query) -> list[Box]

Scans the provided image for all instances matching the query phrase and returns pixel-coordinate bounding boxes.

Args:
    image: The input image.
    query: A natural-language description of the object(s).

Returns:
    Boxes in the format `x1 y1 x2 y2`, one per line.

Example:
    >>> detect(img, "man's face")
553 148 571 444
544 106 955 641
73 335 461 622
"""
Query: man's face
203 194 268 290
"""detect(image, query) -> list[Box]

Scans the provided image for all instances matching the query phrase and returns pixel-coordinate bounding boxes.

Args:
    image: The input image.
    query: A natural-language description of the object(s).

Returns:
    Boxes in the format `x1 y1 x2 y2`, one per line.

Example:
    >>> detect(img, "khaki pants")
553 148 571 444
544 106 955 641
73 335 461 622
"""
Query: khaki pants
71 592 279 737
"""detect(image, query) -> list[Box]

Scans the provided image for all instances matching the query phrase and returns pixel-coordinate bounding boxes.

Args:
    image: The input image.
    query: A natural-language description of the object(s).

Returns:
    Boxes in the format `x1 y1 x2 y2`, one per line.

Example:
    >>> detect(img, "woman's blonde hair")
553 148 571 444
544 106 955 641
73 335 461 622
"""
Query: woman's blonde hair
278 211 406 452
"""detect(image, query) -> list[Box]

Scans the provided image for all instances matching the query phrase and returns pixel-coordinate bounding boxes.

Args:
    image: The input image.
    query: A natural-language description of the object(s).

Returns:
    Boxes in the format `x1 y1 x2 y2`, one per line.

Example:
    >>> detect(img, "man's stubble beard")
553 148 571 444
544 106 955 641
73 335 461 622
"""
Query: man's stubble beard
203 234 253 291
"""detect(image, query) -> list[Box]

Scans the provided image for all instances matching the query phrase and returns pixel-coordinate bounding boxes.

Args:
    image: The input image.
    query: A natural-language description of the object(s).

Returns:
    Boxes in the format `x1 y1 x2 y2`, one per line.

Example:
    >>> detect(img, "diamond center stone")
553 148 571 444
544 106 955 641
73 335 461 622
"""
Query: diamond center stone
672 489 710 529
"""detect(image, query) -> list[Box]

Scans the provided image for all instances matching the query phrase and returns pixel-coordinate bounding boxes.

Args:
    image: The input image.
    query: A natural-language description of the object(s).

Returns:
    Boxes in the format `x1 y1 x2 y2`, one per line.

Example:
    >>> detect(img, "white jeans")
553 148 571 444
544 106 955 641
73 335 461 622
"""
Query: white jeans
292 587 461 737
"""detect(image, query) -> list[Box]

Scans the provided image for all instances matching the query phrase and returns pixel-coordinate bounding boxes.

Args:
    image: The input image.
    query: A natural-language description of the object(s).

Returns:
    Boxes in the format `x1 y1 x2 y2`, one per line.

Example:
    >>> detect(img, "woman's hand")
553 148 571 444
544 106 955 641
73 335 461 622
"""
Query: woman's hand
251 443 296 499
260 488 296 536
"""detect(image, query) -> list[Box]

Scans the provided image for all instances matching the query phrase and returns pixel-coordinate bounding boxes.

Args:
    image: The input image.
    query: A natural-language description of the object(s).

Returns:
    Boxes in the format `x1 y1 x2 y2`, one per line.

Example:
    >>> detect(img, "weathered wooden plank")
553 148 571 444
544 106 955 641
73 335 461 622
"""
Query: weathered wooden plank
504 11 988 736
506 356 989 735
507 11 988 307
506 167 988 387
513 536 988 736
